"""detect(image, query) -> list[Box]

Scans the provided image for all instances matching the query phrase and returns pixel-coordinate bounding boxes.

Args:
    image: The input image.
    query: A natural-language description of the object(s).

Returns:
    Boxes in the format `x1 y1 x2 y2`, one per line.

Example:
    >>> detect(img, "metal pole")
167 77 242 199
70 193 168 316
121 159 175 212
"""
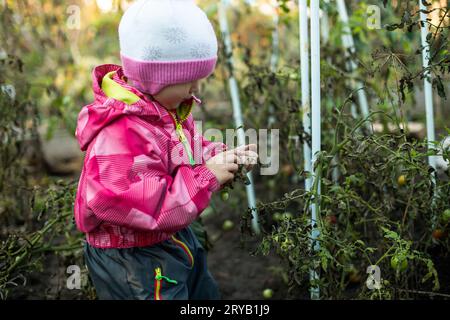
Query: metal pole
310 0 321 300
218 0 260 234
336 0 371 131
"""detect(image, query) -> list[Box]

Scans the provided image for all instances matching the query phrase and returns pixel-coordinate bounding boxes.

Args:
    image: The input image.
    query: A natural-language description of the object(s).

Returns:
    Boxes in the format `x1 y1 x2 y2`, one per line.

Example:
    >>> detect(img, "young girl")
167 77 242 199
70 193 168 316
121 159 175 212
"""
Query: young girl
73 0 257 300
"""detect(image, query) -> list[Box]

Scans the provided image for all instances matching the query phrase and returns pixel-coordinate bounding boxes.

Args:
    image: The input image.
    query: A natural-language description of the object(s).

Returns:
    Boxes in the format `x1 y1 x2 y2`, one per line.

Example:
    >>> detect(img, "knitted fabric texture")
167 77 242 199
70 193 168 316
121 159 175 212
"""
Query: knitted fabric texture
118 0 218 95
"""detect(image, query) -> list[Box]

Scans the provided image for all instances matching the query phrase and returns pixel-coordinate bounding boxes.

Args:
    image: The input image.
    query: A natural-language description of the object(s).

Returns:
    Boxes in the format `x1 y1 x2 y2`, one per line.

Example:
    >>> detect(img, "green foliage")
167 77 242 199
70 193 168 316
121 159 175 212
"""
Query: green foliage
236 1 450 299
0 180 85 299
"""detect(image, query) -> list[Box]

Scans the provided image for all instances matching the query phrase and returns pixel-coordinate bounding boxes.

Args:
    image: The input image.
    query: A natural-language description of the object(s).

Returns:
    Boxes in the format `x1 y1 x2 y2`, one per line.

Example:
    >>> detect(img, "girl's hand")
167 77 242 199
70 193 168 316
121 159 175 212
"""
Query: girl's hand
205 150 239 185
232 144 259 172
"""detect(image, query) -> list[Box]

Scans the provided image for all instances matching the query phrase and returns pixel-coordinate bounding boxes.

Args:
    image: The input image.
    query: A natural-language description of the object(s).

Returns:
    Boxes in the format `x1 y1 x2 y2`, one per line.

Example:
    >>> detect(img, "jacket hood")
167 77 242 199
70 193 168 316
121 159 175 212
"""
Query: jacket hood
75 64 193 152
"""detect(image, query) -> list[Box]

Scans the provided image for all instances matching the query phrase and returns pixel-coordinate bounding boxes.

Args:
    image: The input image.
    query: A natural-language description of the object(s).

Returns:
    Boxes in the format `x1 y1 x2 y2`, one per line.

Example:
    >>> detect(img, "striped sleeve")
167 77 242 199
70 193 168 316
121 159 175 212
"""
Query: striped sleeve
85 121 220 233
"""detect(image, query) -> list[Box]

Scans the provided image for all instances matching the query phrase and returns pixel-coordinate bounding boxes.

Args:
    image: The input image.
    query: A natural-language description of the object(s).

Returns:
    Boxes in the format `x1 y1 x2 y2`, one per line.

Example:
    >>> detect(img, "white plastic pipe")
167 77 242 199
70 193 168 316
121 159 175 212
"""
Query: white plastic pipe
310 0 321 300
419 1 437 230
336 0 371 131
299 0 312 192
268 2 279 128
268 3 279 180
419 1 436 171
270 6 280 73
321 3 330 44
219 0 260 234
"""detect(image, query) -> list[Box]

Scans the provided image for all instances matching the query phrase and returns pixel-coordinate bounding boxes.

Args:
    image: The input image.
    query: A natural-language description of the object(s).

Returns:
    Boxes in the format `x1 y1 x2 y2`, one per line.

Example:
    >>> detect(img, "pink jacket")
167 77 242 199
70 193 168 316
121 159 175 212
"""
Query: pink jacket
74 64 227 248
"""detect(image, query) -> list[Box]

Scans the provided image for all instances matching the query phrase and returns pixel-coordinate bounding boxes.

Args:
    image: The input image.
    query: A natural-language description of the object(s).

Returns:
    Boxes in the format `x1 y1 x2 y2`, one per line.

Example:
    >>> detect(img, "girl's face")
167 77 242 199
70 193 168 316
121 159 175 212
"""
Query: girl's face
150 79 201 110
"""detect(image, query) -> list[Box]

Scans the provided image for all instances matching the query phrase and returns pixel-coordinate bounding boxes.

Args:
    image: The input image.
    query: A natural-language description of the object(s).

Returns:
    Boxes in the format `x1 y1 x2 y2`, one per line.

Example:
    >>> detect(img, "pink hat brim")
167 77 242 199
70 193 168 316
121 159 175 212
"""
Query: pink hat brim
120 53 217 95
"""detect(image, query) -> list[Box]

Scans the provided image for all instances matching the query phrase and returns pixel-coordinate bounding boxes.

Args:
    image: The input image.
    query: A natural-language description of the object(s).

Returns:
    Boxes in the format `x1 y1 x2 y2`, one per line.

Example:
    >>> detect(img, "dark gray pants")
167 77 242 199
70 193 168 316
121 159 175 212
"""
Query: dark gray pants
84 226 221 300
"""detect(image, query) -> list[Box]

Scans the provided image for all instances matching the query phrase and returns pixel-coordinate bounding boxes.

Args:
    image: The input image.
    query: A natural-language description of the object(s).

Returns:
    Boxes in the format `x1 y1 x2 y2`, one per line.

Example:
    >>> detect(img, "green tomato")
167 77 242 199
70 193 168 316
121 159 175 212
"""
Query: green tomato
280 238 293 252
222 219 234 231
267 180 276 189
221 191 230 201
262 288 273 299
390 256 408 272
442 209 450 223
282 212 293 220
272 212 282 221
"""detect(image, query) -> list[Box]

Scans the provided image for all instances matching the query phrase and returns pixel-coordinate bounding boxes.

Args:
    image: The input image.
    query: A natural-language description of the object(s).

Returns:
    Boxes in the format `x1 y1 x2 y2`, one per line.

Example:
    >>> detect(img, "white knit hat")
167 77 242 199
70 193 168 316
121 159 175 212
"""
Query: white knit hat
118 0 218 95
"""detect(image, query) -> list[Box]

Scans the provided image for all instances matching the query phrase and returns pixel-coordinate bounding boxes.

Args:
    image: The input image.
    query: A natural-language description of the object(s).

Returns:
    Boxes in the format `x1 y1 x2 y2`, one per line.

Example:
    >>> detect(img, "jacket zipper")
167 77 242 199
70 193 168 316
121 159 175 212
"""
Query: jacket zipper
154 267 162 300
168 110 196 166
153 267 178 300
171 235 195 268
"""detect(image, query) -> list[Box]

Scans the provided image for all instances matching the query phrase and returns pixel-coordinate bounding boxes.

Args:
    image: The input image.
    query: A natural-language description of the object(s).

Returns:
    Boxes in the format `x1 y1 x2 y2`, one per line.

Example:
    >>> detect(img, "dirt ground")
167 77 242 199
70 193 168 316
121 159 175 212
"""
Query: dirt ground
202 212 290 300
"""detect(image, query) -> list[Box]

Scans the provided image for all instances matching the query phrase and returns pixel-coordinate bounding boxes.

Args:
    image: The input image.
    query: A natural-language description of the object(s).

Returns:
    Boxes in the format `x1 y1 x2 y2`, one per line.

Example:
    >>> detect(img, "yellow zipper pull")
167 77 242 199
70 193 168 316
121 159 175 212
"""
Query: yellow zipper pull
170 111 195 165
154 267 178 284
176 123 186 141
171 112 184 139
